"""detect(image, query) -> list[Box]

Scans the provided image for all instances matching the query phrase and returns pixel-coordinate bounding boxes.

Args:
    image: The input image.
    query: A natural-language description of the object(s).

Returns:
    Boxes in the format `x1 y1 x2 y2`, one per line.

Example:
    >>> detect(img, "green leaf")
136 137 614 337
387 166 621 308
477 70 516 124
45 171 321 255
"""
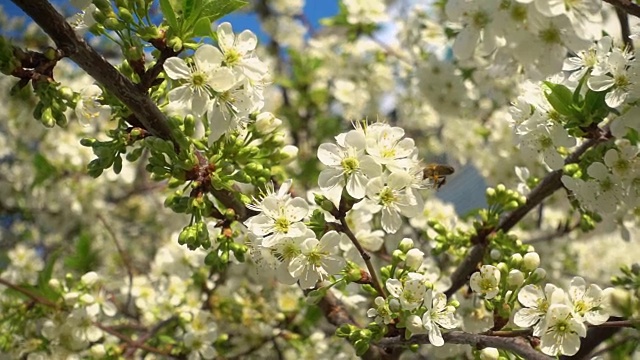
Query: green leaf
64 232 100 273
37 250 62 301
192 17 214 38
37 250 59 287
543 81 576 117
32 153 57 188
199 0 248 23
160 0 179 30
183 0 196 20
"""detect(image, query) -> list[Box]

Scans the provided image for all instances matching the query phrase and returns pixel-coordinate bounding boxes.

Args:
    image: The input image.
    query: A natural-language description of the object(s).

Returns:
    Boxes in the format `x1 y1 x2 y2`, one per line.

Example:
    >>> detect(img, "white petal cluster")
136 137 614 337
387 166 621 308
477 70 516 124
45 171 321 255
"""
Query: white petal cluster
163 23 269 143
378 269 458 347
514 277 612 356
446 0 596 77
318 122 424 234
244 181 345 288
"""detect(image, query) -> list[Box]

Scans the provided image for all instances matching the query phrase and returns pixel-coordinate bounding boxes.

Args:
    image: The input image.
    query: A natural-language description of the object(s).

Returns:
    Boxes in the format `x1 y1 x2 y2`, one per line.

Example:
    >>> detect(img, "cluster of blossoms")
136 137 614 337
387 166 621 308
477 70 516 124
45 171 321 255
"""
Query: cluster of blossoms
163 22 269 142
367 238 458 347
244 181 345 289
318 122 424 234
508 33 640 234
469 260 614 356
446 0 598 77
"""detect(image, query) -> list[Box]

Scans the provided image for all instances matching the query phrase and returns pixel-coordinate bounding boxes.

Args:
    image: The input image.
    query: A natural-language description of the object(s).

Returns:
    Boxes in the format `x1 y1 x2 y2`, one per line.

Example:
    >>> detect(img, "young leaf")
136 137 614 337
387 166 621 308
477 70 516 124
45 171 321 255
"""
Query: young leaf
543 81 576 117
199 0 248 23
160 0 179 30
32 153 57 188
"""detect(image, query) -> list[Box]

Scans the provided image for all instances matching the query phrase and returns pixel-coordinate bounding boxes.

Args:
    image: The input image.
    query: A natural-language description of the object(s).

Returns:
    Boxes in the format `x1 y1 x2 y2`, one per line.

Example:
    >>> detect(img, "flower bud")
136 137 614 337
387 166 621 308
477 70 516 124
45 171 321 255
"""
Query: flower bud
523 252 540 271
405 248 424 271
531 267 547 282
391 249 404 265
81 271 99 286
255 112 282 133
280 145 298 164
398 238 414 252
510 253 523 267
507 269 524 287
490 249 501 260
405 315 425 336
389 298 401 312
479 347 499 360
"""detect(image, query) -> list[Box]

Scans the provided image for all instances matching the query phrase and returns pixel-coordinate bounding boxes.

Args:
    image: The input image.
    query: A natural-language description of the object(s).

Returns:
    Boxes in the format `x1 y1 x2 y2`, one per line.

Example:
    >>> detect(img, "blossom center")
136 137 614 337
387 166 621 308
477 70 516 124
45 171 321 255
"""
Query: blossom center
379 187 396 206
274 217 291 233
341 157 360 174
540 27 561 45
471 10 490 29
190 71 208 88
224 49 242 67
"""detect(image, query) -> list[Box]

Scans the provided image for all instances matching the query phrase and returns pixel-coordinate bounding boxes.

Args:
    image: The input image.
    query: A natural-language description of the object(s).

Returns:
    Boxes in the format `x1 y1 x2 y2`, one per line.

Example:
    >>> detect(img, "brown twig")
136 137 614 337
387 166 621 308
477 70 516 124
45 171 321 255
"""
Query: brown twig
95 322 175 357
123 316 178 358
0 277 59 309
377 331 552 360
97 214 135 313
338 217 387 298
615 5 634 51
11 0 176 141
604 0 640 19
446 135 604 298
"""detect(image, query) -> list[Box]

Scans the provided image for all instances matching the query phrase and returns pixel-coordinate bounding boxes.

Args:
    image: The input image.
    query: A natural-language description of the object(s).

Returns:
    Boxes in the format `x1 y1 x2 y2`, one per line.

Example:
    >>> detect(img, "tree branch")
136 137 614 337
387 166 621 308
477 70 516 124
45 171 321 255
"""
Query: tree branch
604 0 640 19
446 136 603 298
317 291 396 360
338 217 387 298
11 0 176 142
377 331 551 360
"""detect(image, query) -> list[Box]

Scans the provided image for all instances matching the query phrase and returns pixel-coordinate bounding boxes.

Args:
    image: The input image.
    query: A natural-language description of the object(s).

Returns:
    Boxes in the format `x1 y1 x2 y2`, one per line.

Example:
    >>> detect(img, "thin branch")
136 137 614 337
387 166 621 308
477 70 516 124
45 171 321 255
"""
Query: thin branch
95 322 175 357
615 5 634 51
377 331 552 360
603 0 640 19
123 316 178 358
338 217 387 298
317 291 395 360
446 135 604 298
97 214 135 312
11 0 176 141
0 278 59 308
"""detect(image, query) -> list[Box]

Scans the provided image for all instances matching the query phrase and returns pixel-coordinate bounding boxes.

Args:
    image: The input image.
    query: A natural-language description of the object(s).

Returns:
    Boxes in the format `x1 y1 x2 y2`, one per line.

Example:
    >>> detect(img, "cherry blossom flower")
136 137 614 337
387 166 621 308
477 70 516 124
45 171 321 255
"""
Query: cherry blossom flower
367 296 394 325
405 289 457 346
365 172 421 234
288 231 345 289
514 283 567 336
469 265 501 299
539 304 586 356
386 272 427 311
75 85 110 126
245 181 310 247
567 277 610 325
588 48 633 108
213 22 268 82
318 130 382 203
163 44 236 116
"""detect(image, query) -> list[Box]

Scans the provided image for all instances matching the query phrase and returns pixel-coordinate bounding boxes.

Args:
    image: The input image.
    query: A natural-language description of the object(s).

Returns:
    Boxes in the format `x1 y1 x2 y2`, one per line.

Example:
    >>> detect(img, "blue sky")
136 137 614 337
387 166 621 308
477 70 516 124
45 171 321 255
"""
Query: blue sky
2 1 339 40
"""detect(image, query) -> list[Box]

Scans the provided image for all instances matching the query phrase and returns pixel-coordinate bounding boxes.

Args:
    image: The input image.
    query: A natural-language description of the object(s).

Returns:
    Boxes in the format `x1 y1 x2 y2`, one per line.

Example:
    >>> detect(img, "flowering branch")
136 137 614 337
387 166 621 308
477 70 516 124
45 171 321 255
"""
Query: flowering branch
11 0 176 142
376 331 552 360
122 316 178 358
95 322 173 356
446 134 605 298
0 278 59 309
318 291 394 360
338 217 387 298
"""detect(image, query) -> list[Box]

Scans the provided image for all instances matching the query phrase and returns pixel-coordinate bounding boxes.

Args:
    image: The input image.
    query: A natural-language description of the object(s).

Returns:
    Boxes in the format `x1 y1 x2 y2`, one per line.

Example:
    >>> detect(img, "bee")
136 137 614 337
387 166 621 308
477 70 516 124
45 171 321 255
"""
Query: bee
422 163 455 190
